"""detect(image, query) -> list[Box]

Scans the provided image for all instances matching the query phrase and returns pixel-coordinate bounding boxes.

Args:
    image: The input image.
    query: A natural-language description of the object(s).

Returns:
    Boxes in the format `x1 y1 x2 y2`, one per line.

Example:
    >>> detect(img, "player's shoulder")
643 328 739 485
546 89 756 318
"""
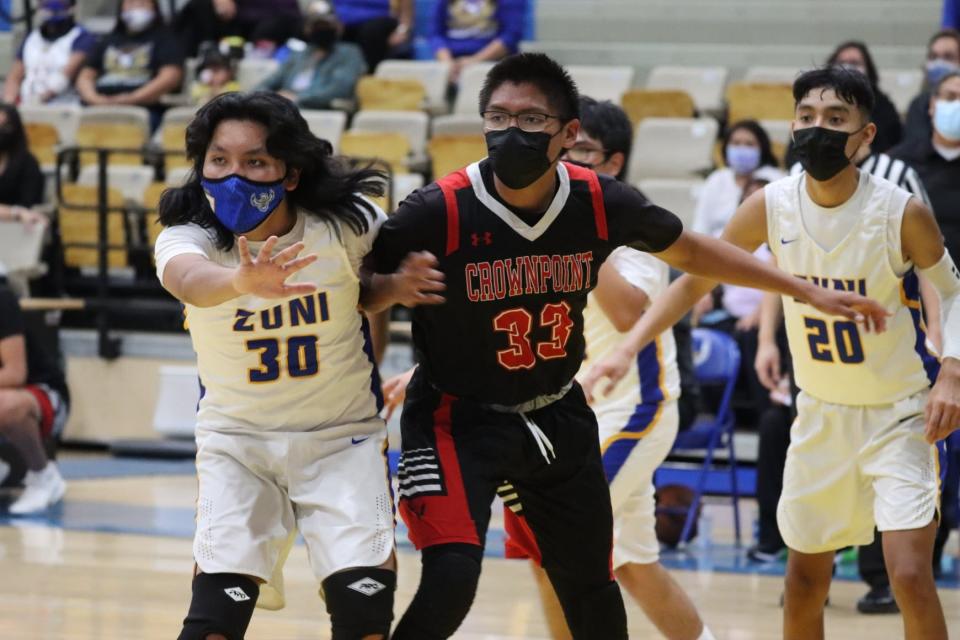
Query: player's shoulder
156 221 218 249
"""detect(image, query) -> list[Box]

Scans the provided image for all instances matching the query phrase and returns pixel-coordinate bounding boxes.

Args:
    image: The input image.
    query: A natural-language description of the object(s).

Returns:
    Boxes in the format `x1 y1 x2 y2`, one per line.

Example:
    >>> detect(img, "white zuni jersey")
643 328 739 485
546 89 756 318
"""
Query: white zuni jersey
155 208 387 435
766 171 939 406
579 247 680 417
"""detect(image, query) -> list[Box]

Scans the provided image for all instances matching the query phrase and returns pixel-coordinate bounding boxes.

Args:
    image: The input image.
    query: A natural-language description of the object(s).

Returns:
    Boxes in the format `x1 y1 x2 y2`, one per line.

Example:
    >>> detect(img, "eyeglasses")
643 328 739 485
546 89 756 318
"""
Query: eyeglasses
564 145 609 164
481 110 560 133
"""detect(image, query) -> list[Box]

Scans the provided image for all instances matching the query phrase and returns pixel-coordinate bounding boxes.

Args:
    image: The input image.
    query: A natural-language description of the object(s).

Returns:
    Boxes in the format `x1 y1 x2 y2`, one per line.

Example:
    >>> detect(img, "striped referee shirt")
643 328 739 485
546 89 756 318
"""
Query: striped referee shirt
789 153 931 206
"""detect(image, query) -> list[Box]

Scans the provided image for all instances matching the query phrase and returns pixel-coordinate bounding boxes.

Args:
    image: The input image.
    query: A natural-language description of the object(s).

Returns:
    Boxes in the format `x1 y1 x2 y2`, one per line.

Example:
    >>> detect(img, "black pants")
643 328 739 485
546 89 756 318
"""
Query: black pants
175 0 301 57
341 17 411 71
397 370 623 636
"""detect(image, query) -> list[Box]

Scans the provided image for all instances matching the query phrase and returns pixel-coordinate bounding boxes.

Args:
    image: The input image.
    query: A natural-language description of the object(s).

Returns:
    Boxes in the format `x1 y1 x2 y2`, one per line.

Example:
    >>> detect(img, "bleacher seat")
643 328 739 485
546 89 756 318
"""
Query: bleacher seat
636 178 704 229
23 121 60 167
645 65 728 113
300 109 348 152
340 130 410 173
725 82 795 123
431 113 484 137
392 173 424 209
156 106 197 169
0 220 45 276
165 167 193 186
743 66 803 85
350 110 430 169
879 68 924 116
236 58 280 91
76 106 151 167
78 165 156 203
142 182 167 250
621 89 695 128
566 64 635 103
453 62 496 115
627 117 718 182
57 183 128 268
356 76 426 111
19 103 81 147
428 134 487 178
758 119 793 164
376 60 452 114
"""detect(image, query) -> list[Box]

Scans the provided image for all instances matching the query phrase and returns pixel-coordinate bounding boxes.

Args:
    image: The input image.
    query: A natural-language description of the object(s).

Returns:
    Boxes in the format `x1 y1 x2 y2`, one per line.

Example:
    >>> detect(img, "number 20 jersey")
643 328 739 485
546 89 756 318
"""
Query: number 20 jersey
373 160 683 407
766 171 940 406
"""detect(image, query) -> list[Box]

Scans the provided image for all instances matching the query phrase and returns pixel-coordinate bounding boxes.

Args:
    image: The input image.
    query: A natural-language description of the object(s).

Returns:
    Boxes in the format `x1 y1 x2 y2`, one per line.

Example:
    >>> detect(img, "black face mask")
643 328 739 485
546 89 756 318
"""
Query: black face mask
485 127 561 190
309 27 338 50
792 126 863 182
40 18 74 41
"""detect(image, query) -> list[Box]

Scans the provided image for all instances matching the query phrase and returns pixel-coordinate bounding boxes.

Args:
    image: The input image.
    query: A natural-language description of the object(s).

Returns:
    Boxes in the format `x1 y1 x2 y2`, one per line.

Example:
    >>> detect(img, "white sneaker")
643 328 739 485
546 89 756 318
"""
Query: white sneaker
9 463 66 515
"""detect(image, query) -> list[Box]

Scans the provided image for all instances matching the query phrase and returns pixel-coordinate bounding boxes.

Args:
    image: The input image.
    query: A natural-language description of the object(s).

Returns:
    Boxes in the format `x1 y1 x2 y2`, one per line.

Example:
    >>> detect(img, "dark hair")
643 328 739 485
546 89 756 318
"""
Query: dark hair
158 91 385 251
935 70 960 95
792 66 875 120
722 119 778 169
827 40 879 87
478 53 580 122
0 103 30 159
112 0 164 35
928 28 960 55
578 96 632 180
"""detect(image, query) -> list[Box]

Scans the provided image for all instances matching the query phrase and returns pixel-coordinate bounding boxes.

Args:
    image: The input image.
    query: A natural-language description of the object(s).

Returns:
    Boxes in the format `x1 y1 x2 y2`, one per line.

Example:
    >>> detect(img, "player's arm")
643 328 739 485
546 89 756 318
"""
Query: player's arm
161 236 317 308
0 335 27 388
359 252 445 313
755 287 784 392
900 198 960 442
591 260 651 332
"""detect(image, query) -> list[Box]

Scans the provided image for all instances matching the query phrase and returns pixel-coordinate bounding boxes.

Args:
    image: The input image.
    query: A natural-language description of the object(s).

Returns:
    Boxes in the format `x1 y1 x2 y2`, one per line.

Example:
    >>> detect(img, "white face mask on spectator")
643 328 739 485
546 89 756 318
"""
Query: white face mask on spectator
122 8 155 33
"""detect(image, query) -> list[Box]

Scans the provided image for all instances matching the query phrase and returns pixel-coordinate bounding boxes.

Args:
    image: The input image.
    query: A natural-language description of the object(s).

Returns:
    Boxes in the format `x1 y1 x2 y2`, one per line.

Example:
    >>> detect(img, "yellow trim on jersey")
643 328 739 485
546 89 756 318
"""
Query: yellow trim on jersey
899 281 923 312
599 336 668 454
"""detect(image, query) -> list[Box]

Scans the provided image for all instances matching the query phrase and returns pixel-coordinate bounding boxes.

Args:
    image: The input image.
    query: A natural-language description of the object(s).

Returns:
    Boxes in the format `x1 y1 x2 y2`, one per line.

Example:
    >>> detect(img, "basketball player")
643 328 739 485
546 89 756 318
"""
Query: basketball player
583 66 959 640
154 91 443 640
370 53 886 640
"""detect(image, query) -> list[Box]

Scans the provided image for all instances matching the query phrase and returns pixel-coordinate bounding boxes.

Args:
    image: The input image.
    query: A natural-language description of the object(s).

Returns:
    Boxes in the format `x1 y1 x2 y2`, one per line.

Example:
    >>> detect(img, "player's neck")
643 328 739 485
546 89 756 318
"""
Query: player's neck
242 202 297 241
493 165 558 215
804 164 860 208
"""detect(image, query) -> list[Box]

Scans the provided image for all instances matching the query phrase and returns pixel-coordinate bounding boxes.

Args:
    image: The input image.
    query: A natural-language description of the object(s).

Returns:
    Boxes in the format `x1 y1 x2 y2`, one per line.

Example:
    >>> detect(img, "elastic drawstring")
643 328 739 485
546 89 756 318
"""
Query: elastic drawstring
521 413 556 465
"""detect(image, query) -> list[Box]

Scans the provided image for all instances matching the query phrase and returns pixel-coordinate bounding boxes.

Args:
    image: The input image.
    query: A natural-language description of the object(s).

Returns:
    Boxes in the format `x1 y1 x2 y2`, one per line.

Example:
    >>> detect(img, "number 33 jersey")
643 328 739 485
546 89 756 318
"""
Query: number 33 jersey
155 207 387 434
766 171 940 406
372 160 683 407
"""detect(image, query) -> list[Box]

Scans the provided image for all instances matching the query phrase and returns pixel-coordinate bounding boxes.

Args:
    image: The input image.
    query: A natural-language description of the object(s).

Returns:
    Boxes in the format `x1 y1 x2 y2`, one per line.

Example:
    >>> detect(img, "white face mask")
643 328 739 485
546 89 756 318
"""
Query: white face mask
122 8 155 32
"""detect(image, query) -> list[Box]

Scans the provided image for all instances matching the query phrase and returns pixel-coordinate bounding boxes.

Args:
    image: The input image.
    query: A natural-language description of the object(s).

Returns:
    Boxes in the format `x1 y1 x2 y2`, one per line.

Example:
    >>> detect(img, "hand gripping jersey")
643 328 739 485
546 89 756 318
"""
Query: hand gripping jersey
766 171 940 406
373 160 683 407
155 209 386 435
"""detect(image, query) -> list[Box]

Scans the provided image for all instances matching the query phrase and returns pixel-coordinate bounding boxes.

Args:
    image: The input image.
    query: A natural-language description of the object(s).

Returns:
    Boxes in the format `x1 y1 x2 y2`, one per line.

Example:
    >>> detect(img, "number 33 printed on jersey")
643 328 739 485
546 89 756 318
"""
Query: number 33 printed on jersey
493 302 574 370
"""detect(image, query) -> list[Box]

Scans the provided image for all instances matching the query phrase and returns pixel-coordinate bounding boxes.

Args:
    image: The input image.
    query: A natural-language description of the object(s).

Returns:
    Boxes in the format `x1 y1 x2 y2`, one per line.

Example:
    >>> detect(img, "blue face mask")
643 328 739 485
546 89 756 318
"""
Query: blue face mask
927 59 960 88
934 99 960 141
201 174 286 234
725 144 761 175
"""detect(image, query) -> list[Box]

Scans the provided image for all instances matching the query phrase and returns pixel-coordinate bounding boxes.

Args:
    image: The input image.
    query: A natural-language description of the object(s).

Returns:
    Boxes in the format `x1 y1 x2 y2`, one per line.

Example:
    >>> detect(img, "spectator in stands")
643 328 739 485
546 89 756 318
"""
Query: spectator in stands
828 41 903 153
431 0 526 82
903 29 960 145
190 50 240 105
334 0 414 71
0 277 70 514
174 0 302 58
256 1 367 110
75 0 185 132
2 1 97 106
0 104 45 219
891 71 960 277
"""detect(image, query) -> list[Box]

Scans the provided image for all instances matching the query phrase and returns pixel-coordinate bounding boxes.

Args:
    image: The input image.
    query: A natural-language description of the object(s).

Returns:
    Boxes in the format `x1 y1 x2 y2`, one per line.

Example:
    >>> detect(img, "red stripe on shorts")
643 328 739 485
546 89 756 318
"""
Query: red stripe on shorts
24 385 55 438
503 507 543 565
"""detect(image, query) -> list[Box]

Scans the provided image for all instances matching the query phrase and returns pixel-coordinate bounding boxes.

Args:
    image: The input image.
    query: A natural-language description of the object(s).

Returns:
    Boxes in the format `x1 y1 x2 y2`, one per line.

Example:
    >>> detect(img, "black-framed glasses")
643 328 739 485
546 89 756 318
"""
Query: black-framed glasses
481 110 560 133
564 145 610 164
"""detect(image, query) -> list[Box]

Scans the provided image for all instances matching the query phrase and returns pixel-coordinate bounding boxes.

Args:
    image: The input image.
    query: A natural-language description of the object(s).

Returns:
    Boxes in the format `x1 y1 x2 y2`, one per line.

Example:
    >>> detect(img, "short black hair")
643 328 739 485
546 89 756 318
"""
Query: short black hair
159 91 384 251
793 66 875 121
827 40 879 88
578 96 632 180
722 119 779 169
478 53 580 122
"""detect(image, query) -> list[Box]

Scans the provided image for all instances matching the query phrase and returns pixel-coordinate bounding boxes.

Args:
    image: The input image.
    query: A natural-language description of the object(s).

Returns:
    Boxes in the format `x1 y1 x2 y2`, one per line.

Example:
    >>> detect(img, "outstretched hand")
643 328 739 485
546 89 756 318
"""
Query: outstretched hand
806 287 890 333
580 347 634 404
232 235 318 299
382 367 415 421
392 251 446 307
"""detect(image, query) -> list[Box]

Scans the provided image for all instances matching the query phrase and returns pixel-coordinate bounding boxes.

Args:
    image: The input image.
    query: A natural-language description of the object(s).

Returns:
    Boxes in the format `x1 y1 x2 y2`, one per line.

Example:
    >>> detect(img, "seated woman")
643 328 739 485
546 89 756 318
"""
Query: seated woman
75 0 184 131
431 0 526 83
257 1 366 109
2 0 98 106
0 104 45 223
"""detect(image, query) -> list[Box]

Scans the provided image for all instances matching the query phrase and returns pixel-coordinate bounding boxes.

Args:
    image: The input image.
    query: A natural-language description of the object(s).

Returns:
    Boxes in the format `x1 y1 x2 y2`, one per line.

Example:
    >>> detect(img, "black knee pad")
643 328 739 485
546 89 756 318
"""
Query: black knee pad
391 544 483 640
322 567 396 639
178 573 260 640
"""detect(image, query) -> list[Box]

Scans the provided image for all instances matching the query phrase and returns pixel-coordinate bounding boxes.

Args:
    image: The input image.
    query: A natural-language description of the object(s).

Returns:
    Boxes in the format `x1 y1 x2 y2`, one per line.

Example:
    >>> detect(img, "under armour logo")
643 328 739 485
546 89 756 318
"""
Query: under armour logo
249 190 276 212
224 587 251 602
471 232 492 246
347 578 387 596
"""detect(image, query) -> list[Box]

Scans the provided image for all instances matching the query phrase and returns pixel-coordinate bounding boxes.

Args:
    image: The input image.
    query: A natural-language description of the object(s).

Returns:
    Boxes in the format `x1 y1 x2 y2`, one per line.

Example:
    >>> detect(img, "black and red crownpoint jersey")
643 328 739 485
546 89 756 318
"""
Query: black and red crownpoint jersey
372 159 683 406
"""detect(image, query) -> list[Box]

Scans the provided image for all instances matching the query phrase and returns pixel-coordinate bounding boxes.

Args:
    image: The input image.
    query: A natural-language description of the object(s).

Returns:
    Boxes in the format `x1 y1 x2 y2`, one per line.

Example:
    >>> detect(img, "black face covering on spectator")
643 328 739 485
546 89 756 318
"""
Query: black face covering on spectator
41 18 74 41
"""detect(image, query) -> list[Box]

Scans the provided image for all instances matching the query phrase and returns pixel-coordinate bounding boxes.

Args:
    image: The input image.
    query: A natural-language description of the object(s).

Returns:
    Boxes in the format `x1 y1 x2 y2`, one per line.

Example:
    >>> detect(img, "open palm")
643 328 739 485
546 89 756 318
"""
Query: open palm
232 235 318 299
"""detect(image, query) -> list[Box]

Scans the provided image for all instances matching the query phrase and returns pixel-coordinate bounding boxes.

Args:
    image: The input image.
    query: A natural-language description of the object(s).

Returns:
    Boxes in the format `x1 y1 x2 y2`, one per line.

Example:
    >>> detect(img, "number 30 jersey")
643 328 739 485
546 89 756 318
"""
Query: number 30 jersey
373 160 683 407
766 171 940 406
155 208 387 435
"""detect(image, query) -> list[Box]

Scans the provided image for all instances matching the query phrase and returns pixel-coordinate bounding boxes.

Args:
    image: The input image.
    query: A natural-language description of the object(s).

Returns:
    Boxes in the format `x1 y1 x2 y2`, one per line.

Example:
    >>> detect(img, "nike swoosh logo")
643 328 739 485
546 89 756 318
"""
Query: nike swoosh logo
780 237 798 245
351 436 370 445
